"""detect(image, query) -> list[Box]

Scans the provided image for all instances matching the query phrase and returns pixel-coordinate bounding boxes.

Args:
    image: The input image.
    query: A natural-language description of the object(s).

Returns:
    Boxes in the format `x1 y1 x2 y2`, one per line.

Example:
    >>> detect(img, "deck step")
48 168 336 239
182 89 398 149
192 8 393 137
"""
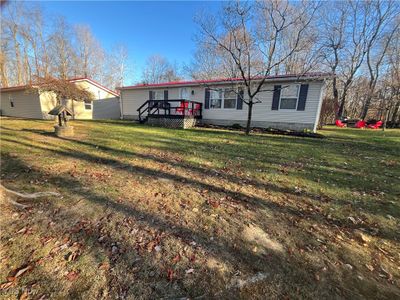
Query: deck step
139 117 148 124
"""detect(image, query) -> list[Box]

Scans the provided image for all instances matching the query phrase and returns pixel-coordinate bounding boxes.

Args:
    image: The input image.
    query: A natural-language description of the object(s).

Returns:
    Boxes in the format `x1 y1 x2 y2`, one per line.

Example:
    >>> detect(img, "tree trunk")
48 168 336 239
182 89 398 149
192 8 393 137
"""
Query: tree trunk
337 98 346 119
12 26 23 85
332 77 340 119
337 88 348 119
0 52 8 87
361 96 372 120
245 100 253 135
390 100 400 126
382 108 389 131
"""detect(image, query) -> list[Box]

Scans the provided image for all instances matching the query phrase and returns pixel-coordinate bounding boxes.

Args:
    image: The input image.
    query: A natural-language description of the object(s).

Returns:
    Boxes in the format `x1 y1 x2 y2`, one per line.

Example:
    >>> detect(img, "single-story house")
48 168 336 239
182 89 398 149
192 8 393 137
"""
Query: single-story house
0 77 120 120
118 73 330 132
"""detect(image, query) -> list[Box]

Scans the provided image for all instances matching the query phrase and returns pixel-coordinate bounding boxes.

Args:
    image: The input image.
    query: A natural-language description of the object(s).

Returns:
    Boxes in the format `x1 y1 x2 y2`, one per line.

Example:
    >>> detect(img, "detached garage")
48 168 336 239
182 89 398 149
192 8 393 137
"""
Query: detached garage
0 77 120 120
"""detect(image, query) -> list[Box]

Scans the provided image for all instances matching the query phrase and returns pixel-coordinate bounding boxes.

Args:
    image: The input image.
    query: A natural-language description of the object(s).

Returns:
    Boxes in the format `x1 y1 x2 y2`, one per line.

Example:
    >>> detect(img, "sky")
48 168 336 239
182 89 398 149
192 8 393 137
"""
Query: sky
39 1 223 84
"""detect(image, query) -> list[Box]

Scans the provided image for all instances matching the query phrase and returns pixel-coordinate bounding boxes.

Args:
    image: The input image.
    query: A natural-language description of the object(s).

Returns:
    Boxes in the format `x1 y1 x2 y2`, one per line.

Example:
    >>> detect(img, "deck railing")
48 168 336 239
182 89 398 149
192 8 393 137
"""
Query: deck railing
137 99 202 122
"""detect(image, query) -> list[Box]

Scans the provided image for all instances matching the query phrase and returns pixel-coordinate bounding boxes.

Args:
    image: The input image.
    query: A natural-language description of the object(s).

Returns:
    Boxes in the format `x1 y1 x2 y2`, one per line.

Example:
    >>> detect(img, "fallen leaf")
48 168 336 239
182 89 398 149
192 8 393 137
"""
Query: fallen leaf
8 264 34 281
185 268 194 274
17 227 27 234
348 216 357 224
0 281 14 290
172 254 181 264
167 269 174 281
365 264 374 272
65 271 79 281
99 262 110 271
19 290 29 300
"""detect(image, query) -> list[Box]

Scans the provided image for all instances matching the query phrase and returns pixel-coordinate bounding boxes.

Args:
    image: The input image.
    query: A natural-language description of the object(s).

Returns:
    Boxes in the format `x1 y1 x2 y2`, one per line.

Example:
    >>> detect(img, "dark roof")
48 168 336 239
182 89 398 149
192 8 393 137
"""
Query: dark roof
48 105 73 116
118 72 333 90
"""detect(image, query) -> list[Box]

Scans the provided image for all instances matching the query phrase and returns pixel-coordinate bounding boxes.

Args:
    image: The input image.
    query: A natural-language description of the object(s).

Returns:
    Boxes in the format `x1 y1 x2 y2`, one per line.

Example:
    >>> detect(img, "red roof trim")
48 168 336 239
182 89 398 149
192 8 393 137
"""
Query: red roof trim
1 77 119 97
118 72 332 90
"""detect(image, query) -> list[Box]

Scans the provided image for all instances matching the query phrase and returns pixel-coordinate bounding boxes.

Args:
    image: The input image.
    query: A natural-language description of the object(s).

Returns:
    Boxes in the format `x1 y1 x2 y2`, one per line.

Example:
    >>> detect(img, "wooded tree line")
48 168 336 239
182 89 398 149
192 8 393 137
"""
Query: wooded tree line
186 0 400 127
0 1 131 90
1 0 399 127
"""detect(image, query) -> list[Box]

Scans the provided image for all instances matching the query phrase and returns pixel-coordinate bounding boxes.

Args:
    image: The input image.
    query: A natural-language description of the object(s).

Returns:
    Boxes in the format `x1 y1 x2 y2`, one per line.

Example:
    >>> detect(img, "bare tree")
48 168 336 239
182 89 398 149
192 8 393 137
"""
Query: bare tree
142 55 180 84
196 0 320 134
2 1 25 84
0 28 10 87
361 11 399 119
73 25 105 78
319 2 347 118
107 44 130 88
320 0 399 120
382 27 400 127
48 17 74 79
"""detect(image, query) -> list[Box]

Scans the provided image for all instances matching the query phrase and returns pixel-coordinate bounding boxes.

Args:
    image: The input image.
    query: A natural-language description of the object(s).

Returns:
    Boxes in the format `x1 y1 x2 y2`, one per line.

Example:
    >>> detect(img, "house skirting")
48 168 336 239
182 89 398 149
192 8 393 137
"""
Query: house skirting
122 114 138 120
147 116 197 129
200 119 315 131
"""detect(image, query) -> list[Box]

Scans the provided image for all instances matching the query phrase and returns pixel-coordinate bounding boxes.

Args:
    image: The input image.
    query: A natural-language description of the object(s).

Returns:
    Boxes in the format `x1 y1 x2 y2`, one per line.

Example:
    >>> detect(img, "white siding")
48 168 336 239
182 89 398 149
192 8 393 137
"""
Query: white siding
121 86 206 119
202 82 323 124
120 81 325 130
93 97 121 119
0 89 43 119
39 91 57 119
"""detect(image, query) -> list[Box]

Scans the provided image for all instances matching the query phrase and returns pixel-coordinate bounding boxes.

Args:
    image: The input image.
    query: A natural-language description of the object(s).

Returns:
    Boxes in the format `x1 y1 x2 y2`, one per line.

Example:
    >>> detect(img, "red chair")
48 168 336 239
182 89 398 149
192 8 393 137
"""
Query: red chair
176 101 189 114
335 120 346 127
189 103 201 116
355 120 366 128
367 120 383 129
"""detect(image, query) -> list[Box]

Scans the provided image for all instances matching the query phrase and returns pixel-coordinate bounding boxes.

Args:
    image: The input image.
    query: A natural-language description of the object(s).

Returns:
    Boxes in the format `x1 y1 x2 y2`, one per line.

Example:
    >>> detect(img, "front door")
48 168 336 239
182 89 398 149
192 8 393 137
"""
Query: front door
180 88 190 100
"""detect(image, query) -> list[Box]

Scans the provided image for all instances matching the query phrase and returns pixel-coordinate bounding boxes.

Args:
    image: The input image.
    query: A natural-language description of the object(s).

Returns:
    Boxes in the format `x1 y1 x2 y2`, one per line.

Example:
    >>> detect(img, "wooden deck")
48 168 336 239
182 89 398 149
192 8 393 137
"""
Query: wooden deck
137 99 203 124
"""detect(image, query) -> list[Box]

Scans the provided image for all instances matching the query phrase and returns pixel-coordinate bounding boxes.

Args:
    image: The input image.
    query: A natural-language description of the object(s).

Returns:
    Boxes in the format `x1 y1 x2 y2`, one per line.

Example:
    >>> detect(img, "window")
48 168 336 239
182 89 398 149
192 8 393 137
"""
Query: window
84 100 92 110
223 89 236 109
9 95 14 108
210 90 222 108
210 88 237 109
153 90 164 100
180 88 190 100
279 84 299 110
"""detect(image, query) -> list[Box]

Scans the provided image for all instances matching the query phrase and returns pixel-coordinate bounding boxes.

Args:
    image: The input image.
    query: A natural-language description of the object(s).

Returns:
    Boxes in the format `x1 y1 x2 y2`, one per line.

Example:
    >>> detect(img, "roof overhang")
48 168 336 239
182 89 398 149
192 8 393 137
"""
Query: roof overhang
117 72 333 91
1 77 119 97
69 77 119 97
0 85 32 92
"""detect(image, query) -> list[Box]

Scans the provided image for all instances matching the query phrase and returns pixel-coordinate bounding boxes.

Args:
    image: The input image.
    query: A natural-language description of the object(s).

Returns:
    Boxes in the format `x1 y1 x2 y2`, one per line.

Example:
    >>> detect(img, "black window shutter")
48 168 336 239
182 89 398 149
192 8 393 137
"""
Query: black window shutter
271 85 281 110
149 91 154 100
297 84 309 111
237 89 244 110
164 90 168 100
205 88 210 109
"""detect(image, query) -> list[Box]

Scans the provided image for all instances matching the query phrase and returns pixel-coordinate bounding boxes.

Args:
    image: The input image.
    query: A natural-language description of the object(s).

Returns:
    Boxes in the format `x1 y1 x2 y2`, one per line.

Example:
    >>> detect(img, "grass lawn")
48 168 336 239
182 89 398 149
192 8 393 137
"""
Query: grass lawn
0 117 399 299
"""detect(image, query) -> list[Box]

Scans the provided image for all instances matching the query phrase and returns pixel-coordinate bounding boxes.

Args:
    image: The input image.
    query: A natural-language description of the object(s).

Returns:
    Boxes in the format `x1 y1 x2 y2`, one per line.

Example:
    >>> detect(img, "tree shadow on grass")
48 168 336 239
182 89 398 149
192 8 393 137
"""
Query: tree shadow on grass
5 126 399 223
1 155 339 299
2 134 399 245
2 128 400 298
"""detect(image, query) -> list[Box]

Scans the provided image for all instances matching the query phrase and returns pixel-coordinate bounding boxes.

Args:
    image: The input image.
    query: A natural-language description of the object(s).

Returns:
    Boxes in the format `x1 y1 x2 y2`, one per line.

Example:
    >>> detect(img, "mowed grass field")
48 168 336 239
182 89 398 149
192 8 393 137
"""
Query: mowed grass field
0 117 399 299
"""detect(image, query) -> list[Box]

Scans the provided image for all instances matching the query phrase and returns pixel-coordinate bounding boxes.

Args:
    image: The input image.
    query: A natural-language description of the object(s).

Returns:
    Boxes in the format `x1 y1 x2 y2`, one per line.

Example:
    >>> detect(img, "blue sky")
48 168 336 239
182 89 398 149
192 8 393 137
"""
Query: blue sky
39 1 223 83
